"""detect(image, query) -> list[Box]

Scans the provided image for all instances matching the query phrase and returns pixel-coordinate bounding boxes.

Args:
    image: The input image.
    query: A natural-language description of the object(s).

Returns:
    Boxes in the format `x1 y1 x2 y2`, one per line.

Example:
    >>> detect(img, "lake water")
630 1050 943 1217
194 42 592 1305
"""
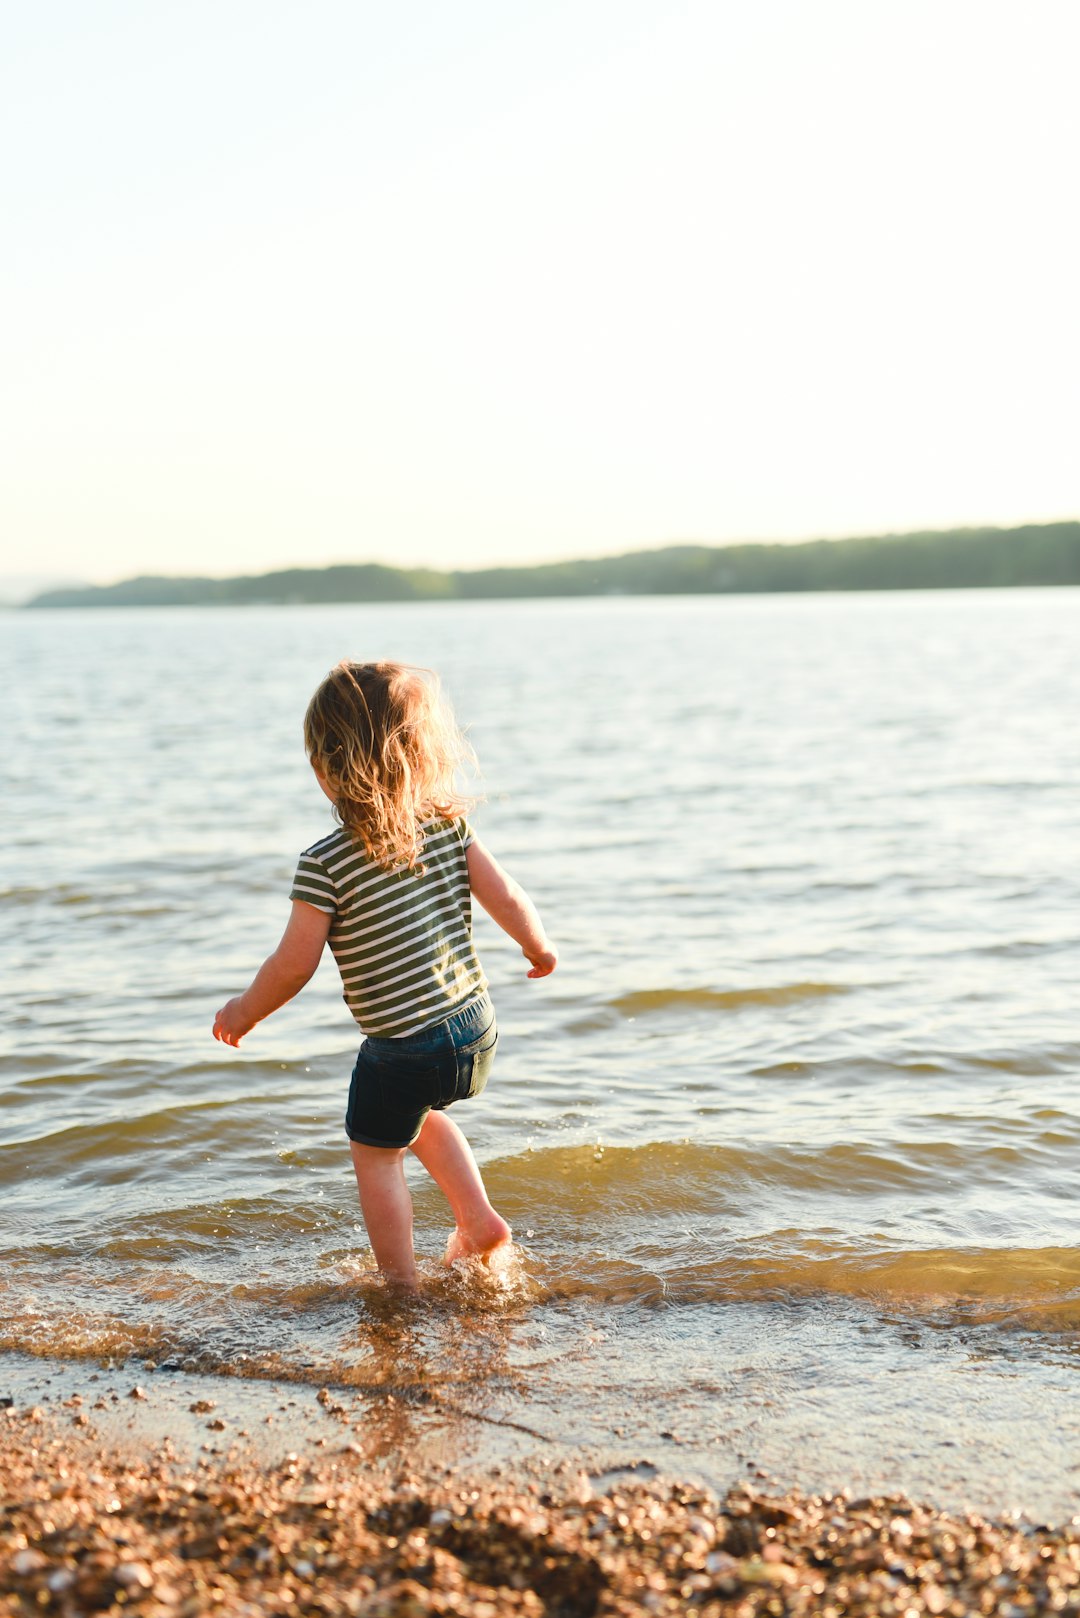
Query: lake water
2 591 1080 1516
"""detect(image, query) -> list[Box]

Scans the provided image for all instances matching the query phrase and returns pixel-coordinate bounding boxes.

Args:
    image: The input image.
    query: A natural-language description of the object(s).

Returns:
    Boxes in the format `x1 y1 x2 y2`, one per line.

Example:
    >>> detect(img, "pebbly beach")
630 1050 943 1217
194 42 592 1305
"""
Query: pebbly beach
4 1351 1080 1618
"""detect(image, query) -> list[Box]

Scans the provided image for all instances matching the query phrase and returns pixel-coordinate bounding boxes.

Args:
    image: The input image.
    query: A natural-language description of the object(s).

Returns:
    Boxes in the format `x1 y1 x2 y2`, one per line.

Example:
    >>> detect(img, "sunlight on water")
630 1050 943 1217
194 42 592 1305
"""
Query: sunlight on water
3 591 1080 1507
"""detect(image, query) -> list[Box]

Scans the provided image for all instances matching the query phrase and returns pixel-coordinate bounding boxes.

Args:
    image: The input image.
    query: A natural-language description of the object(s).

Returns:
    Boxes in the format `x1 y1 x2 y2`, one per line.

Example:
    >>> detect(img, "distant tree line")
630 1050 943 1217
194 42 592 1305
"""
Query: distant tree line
23 522 1080 608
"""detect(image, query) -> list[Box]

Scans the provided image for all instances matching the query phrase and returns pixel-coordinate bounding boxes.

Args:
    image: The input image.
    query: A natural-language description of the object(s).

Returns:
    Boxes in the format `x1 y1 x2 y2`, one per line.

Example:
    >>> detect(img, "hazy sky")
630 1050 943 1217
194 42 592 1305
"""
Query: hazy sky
3 0 1078 583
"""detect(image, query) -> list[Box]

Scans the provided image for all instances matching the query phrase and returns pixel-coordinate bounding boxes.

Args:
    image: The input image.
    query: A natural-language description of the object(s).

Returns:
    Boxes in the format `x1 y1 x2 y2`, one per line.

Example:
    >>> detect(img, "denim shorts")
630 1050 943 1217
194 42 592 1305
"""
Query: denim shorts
345 992 498 1149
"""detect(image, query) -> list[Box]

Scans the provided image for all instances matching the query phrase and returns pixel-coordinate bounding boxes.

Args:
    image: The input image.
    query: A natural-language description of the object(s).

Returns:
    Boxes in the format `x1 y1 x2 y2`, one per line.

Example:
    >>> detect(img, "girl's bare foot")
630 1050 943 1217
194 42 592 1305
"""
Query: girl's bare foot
445 1211 512 1268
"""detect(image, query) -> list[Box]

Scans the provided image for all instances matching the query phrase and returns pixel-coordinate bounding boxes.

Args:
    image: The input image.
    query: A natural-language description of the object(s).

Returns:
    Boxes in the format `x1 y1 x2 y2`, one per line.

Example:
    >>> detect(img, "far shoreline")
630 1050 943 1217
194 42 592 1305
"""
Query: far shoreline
11 579 1080 615
20 521 1080 608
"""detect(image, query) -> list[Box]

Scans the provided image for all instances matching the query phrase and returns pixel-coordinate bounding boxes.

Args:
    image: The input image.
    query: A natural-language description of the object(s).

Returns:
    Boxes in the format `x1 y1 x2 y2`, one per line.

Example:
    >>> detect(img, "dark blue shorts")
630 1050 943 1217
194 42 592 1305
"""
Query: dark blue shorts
345 992 498 1149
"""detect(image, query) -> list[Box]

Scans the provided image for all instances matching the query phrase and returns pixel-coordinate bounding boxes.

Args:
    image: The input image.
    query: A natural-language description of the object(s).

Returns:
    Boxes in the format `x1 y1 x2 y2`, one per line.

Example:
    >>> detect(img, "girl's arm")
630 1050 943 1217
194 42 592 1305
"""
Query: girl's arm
213 900 332 1047
466 837 557 978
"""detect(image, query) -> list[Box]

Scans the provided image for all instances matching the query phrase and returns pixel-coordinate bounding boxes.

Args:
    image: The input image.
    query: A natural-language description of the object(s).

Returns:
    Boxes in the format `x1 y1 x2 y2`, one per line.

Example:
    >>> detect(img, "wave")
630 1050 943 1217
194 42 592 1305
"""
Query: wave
526 1242 1080 1325
3 1137 1079 1383
610 983 850 1015
8 1129 1072 1238
3 1229 1079 1383
475 1137 1076 1211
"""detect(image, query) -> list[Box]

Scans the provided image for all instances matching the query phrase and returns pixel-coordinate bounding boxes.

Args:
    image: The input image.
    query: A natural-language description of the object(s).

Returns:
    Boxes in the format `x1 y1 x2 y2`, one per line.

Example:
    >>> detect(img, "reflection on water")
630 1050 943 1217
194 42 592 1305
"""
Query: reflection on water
2 591 1080 1510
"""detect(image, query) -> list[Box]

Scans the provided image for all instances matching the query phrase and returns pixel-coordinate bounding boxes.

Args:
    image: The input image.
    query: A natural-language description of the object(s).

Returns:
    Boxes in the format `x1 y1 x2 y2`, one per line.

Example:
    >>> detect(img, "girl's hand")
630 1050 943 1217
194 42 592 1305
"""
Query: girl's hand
525 947 558 979
213 997 254 1047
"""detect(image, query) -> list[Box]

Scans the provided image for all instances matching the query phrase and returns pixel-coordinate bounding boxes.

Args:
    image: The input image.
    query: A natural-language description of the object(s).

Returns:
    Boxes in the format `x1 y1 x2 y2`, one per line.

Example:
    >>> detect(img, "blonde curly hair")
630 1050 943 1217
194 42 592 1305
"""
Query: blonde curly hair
303 661 476 870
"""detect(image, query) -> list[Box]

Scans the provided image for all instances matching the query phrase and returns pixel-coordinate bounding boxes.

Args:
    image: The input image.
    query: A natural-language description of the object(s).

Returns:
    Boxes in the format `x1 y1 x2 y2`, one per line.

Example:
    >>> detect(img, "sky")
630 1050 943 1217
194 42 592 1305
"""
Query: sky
2 0 1078 585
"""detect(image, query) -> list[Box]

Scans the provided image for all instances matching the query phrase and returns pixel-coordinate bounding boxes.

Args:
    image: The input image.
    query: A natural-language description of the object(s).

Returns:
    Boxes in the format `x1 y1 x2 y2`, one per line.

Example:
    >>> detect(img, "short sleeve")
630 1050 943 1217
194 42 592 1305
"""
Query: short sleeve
458 817 475 849
290 852 338 914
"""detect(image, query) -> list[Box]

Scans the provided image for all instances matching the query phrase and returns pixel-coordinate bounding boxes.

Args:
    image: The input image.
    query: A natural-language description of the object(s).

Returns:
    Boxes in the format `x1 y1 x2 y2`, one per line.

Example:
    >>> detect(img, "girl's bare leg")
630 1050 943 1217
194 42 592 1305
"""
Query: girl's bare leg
350 1142 420 1288
409 1110 511 1265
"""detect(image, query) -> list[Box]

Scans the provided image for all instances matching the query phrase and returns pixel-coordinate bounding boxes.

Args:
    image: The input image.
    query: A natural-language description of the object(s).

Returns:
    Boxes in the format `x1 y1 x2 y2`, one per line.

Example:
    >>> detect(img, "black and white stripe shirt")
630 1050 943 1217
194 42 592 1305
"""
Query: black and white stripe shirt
290 816 487 1037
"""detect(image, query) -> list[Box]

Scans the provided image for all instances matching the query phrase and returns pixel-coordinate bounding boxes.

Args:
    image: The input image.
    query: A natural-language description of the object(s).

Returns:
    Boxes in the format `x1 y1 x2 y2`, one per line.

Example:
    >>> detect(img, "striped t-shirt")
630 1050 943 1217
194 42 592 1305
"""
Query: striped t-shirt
289 816 488 1038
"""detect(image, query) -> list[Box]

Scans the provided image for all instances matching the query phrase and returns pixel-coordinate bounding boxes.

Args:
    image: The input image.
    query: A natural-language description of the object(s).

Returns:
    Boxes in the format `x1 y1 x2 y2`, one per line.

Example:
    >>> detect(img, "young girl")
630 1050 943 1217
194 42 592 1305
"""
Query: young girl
213 660 556 1289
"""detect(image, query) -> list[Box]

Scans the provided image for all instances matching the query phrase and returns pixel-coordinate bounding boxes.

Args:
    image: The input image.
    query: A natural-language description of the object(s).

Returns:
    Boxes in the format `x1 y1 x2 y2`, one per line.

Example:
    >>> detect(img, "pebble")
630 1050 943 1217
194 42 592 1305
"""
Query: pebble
3 1404 1080 1618
115 1561 153 1589
687 1512 716 1544
11 1550 47 1575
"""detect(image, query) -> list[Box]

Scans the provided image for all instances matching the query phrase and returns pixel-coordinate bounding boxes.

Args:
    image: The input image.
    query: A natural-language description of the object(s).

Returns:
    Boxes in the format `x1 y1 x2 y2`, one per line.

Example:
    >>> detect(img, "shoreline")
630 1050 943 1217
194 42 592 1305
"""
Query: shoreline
4 1356 1080 1616
20 521 1080 609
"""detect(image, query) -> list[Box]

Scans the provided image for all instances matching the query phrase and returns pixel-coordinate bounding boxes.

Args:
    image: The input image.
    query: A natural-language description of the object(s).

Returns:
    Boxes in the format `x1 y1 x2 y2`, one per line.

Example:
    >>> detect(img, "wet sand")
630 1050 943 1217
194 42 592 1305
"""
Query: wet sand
3 1356 1080 1616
